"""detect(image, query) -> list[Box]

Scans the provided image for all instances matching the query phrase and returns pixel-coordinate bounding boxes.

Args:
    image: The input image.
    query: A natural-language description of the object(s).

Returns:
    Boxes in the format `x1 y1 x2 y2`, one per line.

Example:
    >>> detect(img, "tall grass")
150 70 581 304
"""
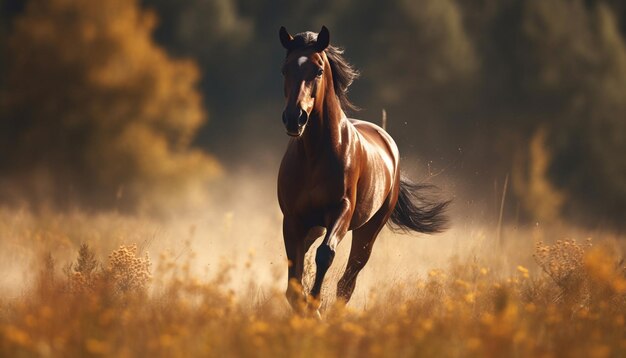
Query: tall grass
0 210 625 357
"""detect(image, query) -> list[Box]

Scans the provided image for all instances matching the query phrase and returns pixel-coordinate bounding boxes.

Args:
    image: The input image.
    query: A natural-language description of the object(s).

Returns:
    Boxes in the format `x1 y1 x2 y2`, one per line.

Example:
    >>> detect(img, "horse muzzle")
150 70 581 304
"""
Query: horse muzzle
282 109 309 137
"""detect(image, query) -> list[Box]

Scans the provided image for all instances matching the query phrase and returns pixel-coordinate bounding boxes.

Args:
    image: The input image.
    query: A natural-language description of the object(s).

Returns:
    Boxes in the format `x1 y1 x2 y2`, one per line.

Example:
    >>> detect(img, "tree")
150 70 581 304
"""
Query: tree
519 0 626 225
0 0 221 214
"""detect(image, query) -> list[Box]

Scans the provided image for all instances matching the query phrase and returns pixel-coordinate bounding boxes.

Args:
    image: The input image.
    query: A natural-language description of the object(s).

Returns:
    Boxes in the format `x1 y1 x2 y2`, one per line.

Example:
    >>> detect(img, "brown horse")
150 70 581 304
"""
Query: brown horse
277 26 449 315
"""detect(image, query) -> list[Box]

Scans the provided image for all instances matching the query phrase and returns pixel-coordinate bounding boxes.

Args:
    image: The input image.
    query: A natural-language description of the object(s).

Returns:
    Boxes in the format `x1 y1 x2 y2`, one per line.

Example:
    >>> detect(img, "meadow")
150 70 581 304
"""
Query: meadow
0 205 624 358
2 1 626 357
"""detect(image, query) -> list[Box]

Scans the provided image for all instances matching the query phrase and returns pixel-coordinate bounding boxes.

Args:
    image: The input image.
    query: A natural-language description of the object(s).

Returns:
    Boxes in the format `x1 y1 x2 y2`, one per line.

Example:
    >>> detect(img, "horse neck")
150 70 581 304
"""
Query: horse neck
301 82 345 160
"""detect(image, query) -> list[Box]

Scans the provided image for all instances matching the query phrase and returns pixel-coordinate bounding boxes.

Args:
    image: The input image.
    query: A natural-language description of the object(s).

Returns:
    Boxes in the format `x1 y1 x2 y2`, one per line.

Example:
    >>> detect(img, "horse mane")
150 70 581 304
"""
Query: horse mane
287 31 360 112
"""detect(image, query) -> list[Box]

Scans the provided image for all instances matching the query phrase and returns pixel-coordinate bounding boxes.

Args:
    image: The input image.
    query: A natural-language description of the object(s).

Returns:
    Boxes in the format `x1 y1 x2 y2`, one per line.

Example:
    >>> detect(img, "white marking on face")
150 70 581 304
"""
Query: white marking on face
297 56 308 67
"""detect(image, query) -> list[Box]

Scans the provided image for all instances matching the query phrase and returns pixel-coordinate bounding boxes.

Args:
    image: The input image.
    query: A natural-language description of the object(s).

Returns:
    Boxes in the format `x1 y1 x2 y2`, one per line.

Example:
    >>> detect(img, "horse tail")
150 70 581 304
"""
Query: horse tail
388 175 450 234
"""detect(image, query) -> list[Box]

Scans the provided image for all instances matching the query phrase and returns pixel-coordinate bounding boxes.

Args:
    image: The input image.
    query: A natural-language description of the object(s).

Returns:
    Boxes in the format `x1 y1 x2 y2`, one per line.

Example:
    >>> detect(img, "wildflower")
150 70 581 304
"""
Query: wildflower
421 319 434 332
249 321 270 335
466 337 481 351
455 279 470 289
159 334 174 348
589 345 610 358
3 325 31 346
517 265 530 279
107 244 151 293
341 322 365 337
85 338 110 355
584 247 626 294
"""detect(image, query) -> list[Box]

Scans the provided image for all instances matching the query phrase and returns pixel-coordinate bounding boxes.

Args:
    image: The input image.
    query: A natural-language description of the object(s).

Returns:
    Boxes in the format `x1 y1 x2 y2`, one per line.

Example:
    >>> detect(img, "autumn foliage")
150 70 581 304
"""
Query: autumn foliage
0 0 220 213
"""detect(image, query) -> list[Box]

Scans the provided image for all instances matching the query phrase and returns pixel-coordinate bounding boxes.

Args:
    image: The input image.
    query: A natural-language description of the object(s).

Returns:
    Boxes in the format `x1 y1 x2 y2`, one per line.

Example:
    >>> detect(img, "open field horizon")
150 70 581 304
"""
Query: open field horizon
2 169 621 301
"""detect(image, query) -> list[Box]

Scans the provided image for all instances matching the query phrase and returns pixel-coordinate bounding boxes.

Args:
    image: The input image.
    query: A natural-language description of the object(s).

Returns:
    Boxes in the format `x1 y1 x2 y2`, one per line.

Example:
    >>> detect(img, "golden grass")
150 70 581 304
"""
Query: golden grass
0 210 625 357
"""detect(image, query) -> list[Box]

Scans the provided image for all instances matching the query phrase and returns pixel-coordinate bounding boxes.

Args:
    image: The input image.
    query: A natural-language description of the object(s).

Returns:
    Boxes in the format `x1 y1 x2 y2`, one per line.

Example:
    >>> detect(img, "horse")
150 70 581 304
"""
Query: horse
277 26 449 316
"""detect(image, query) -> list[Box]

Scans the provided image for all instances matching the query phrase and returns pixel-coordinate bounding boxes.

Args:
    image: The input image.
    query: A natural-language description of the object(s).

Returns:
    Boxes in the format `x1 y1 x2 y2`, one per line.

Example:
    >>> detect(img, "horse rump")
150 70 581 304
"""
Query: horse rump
388 175 450 234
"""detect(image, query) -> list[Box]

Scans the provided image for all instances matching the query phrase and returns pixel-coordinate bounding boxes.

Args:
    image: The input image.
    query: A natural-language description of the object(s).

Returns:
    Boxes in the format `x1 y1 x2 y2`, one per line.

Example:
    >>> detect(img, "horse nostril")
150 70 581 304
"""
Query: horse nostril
298 110 308 126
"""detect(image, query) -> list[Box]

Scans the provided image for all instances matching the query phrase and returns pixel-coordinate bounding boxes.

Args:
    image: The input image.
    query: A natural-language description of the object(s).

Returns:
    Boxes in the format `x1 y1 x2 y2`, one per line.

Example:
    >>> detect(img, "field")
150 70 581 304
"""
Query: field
3 1 626 357
0 203 625 358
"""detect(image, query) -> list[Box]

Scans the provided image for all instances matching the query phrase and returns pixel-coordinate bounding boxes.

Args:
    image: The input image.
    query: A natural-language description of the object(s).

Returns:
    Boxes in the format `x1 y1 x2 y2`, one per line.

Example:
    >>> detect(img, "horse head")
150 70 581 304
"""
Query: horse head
279 26 330 137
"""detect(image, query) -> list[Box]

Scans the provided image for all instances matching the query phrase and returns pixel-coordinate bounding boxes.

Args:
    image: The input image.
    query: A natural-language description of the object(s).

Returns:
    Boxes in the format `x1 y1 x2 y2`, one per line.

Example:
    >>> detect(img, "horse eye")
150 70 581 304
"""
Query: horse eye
316 68 324 77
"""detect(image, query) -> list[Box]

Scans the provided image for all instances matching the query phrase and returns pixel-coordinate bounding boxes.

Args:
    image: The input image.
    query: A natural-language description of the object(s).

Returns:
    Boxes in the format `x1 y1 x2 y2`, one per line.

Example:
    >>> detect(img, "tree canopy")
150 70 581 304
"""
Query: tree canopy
0 0 220 214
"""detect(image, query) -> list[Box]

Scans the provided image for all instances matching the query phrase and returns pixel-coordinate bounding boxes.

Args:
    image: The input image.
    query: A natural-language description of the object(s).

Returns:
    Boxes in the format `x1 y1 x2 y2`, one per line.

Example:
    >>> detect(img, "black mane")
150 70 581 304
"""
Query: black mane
286 31 360 112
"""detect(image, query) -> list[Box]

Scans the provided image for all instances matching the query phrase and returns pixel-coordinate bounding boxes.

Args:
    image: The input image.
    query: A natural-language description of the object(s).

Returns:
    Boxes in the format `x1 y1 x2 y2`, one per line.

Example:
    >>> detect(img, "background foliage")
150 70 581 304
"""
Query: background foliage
0 0 624 226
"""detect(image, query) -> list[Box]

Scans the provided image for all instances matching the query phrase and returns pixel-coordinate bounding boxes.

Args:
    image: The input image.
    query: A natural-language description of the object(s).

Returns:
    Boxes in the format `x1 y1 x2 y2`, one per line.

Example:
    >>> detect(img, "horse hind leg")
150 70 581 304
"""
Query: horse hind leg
337 201 393 303
336 222 381 303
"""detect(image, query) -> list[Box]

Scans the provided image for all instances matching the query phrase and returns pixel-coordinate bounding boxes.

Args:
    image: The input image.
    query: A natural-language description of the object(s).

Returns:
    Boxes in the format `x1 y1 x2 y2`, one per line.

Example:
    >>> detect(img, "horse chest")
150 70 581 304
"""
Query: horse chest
279 168 338 212
308 180 342 206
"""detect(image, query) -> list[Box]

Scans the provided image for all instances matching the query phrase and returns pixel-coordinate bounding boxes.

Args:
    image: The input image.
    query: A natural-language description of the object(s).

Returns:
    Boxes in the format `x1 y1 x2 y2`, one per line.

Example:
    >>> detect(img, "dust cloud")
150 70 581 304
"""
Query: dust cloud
2 165 613 311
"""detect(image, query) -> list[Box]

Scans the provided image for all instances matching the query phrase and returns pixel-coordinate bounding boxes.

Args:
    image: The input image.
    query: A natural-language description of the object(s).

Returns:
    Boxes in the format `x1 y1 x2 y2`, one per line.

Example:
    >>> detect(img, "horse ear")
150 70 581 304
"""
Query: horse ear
315 26 330 52
279 26 294 50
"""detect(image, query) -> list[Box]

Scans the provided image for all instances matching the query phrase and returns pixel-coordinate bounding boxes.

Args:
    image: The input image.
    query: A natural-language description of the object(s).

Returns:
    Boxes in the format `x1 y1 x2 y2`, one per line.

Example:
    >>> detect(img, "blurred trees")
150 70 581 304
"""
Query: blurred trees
516 1 626 224
0 0 625 227
513 127 565 223
141 0 256 150
358 0 479 105
231 0 626 228
0 0 220 214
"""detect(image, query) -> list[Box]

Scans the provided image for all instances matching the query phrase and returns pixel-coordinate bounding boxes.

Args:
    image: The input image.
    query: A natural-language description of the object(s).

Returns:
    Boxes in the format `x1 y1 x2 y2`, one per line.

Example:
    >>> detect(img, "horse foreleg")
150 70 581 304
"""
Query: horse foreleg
283 218 308 314
309 198 352 311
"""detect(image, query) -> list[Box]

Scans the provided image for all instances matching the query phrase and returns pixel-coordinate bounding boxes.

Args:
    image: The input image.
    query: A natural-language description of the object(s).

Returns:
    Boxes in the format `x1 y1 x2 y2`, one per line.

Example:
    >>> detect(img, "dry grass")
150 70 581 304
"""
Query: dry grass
0 210 625 357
